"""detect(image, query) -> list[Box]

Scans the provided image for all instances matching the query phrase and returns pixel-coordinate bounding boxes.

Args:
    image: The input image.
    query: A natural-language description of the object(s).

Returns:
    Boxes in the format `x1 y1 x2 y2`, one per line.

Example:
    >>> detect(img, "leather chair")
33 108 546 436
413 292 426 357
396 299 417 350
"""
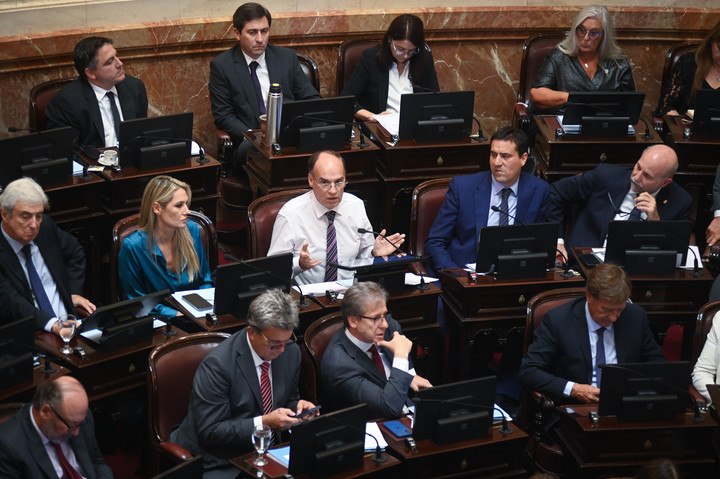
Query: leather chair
512 32 567 131
147 332 230 471
247 188 309 258
336 38 380 94
654 41 700 125
409 178 451 258
29 77 77 131
110 210 218 302
521 287 586 474
303 312 344 406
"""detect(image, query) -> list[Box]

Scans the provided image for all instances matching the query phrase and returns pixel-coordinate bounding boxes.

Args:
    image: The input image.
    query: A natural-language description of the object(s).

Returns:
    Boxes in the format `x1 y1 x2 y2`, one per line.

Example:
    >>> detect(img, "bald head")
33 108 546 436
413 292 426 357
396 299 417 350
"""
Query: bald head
630 145 678 194
308 150 347 209
33 377 89 443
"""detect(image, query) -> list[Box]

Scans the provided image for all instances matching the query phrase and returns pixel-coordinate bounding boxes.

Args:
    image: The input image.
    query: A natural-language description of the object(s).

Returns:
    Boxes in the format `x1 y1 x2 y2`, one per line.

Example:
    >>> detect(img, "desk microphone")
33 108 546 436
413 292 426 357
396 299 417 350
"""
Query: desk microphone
411 85 487 141
357 228 431 290
8 126 91 179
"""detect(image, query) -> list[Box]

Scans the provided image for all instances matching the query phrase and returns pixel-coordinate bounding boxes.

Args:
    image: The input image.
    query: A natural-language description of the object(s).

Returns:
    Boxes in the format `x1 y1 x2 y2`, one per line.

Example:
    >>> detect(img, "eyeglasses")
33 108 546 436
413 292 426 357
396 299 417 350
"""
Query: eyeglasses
391 39 420 57
359 312 389 323
312 175 348 191
254 328 297 350
50 405 88 431
575 25 604 40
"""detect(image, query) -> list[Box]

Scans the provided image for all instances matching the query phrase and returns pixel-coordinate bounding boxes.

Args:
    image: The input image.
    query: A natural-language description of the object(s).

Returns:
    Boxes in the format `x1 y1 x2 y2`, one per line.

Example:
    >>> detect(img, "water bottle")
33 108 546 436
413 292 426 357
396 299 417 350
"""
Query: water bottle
266 83 283 145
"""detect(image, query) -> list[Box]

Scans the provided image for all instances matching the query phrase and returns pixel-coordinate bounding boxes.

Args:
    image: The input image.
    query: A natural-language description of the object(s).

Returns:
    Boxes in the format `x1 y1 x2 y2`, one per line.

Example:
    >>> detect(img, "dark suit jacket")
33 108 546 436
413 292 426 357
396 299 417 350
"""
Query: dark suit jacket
0 216 86 330
170 328 301 477
424 171 550 272
518 297 666 405
45 75 148 148
209 44 320 143
340 45 440 114
320 317 414 419
0 404 112 478
546 163 693 251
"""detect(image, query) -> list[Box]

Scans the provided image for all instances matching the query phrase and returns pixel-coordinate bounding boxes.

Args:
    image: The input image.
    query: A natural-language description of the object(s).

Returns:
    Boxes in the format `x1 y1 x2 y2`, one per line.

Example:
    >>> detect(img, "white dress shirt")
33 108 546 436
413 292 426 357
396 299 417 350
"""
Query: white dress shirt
242 51 270 111
487 177 520 226
386 62 413 113
29 407 88 479
89 82 124 147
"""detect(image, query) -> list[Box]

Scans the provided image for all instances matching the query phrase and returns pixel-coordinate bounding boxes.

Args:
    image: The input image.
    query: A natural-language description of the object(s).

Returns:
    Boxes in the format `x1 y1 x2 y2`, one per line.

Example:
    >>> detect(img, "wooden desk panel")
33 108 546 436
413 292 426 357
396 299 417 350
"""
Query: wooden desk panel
663 115 720 178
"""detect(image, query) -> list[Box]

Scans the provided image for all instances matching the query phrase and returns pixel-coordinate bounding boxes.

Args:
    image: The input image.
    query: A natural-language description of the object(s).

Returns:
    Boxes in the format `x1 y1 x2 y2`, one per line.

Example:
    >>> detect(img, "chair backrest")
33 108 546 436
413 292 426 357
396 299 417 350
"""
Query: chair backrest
524 288 586 353
147 332 230 445
297 53 321 92
517 32 567 105
693 300 720 365
29 77 77 131
659 41 700 104
110 210 218 302
336 38 381 94
247 188 309 259
409 178 451 257
303 312 344 404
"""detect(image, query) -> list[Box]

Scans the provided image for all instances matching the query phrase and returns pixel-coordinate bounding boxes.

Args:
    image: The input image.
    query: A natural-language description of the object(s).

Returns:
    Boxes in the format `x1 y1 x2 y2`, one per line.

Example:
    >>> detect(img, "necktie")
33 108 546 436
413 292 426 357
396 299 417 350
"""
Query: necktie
51 442 82 479
22 244 55 316
325 210 338 282
369 344 386 377
498 187 512 226
596 327 607 387
249 61 267 115
106 91 121 137
260 361 274 445
628 194 642 221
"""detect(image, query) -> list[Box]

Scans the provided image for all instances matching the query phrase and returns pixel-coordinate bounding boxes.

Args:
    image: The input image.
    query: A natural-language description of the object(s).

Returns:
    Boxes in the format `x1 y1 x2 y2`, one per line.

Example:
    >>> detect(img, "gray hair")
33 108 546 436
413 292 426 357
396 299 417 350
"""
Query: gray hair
0 177 48 214
247 288 299 331
558 5 626 62
341 282 389 326
32 377 84 411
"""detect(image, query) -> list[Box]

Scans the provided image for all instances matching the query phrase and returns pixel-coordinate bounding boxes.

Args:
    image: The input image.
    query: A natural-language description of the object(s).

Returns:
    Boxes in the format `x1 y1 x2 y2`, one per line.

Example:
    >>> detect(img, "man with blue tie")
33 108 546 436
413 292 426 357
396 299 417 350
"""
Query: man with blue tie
424 126 550 273
0 177 95 334
519 263 665 406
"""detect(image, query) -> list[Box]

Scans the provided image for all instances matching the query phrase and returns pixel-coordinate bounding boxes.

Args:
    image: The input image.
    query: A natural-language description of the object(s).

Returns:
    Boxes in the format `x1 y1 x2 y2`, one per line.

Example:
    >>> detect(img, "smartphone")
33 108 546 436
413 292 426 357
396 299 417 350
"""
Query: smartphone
579 253 601 268
383 420 413 438
295 405 322 419
183 293 212 311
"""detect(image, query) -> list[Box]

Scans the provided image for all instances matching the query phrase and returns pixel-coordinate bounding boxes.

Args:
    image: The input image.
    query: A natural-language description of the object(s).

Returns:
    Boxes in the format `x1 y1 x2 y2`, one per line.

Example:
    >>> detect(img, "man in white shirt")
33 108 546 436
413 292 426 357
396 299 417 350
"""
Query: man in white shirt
267 149 404 285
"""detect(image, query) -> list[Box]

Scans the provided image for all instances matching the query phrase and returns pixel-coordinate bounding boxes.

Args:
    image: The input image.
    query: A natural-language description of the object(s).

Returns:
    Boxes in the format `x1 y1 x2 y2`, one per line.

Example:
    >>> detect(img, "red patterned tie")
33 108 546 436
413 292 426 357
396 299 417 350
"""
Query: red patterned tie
325 210 338 281
260 362 273 415
51 442 82 479
369 344 386 377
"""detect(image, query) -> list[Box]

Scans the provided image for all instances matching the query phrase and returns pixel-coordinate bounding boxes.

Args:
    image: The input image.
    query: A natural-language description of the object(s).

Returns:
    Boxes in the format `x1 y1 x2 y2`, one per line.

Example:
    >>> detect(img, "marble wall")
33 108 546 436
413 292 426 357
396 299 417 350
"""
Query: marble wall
1 7 718 157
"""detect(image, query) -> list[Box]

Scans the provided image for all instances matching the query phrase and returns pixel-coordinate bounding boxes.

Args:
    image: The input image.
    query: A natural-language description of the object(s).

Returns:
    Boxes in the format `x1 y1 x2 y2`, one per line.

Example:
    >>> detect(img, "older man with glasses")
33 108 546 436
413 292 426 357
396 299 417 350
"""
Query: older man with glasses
267 149 404 285
0 376 112 478
321 281 432 419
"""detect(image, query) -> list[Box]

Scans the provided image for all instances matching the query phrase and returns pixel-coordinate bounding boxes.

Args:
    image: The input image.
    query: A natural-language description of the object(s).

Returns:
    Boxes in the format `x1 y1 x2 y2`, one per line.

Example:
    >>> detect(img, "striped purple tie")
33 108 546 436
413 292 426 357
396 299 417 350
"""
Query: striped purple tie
260 361 273 445
325 210 338 282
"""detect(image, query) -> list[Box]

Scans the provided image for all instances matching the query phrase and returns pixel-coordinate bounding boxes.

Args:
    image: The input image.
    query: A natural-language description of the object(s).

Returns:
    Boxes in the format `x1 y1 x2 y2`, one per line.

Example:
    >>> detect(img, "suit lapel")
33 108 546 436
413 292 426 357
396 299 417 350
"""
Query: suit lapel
116 81 136 121
83 82 105 143
340 332 386 383
237 330 264 410
0 230 30 290
69 432 95 479
474 172 491 234
573 300 593 384
20 408 59 479
515 174 530 221
237 46 261 120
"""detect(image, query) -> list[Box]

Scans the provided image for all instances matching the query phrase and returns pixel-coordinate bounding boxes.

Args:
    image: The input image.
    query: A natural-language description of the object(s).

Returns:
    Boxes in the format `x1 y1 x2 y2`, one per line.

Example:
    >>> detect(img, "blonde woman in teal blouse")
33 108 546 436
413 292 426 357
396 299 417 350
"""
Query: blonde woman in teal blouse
119 175 212 317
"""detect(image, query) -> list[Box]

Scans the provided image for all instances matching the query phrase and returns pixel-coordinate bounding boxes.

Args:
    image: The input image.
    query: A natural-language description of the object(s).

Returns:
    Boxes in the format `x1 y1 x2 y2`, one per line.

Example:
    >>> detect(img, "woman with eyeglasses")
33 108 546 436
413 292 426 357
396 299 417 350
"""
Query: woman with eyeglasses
119 175 212 318
340 14 439 122
654 21 720 117
530 5 635 115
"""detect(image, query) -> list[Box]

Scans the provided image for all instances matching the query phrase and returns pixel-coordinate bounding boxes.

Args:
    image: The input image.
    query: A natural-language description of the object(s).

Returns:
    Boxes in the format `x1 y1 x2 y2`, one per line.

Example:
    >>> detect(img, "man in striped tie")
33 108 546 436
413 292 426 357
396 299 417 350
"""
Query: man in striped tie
170 289 318 478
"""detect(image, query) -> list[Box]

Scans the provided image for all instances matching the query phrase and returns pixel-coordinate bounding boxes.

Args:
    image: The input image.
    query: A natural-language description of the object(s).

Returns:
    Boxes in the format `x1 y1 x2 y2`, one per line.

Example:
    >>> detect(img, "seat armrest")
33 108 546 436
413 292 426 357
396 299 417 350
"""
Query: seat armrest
216 129 234 173
513 102 530 129
159 441 194 462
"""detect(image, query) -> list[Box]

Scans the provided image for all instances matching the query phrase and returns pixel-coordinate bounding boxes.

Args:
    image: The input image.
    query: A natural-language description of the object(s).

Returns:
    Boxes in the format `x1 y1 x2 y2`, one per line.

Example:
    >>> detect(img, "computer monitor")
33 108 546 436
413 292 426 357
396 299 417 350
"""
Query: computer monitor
214 253 293 318
475 222 559 279
604 220 692 275
413 376 496 445
278 96 355 153
152 455 203 479
118 112 193 170
398 90 475 141
288 404 367 478
692 88 720 137
0 317 35 389
598 361 690 422
0 127 74 188
333 255 422 294
563 91 645 137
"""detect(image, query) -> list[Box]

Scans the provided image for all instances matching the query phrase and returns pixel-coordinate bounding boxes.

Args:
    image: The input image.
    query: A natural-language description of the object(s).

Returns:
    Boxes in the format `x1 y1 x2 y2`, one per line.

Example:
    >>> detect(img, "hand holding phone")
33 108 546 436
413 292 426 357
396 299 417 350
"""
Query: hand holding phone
294 405 321 419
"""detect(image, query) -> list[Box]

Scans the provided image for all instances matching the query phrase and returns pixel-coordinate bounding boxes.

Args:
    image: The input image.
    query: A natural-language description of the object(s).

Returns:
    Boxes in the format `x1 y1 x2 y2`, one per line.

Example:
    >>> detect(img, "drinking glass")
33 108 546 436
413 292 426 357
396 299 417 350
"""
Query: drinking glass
251 425 271 466
57 315 77 355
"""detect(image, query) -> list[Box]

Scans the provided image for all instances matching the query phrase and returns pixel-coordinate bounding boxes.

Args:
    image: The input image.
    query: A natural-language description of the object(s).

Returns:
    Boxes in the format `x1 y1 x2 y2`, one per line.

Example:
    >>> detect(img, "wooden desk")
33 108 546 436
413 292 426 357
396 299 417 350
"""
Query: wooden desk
243 129 382 226
439 268 584 380
663 114 720 181
0 361 70 403
534 115 663 182
555 404 719 477
364 122 489 231
230 447 401 478
379 417 528 478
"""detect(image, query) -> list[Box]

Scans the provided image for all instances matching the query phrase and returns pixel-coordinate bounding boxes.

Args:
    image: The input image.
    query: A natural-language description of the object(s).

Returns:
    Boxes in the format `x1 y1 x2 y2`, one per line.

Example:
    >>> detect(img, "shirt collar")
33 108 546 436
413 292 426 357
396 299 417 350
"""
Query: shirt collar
585 301 615 334
490 176 519 197
29 406 52 446
246 328 267 368
344 327 375 353
309 191 345 220
1 223 28 255
242 50 267 69
89 81 118 102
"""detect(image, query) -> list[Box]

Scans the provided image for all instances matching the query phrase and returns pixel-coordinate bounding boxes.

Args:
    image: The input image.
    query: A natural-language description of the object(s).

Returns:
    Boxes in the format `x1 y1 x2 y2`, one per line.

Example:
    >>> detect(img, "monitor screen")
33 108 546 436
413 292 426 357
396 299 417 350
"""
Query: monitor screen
563 91 645 126
398 91 475 141
118 112 193 169
693 88 720 137
598 361 690 422
278 96 355 152
214 253 293 318
79 289 169 333
604 220 691 275
0 127 74 188
475 222 559 279
288 404 367 478
413 376 496 445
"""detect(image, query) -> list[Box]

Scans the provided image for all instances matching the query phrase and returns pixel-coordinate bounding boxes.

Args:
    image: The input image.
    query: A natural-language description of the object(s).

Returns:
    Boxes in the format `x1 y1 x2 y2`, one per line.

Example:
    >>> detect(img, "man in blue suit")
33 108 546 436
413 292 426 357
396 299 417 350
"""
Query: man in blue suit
425 126 550 273
547 144 692 262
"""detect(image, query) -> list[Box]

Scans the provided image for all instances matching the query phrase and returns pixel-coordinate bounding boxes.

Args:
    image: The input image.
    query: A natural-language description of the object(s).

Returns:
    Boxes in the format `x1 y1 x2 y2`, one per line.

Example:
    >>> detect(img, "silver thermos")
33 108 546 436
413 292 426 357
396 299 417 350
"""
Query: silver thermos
266 83 283 145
